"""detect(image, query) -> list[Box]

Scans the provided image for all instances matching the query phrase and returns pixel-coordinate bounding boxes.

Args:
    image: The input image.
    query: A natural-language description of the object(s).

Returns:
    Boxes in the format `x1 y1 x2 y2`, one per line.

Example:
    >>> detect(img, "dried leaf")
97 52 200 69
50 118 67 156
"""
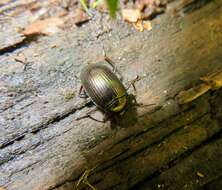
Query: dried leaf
29 2 42 12
70 9 89 25
197 172 205 178
133 20 152 32
143 20 152 30
135 0 157 10
14 53 27 64
135 0 164 19
200 70 222 90
176 83 211 104
121 9 141 23
133 20 144 32
23 18 64 36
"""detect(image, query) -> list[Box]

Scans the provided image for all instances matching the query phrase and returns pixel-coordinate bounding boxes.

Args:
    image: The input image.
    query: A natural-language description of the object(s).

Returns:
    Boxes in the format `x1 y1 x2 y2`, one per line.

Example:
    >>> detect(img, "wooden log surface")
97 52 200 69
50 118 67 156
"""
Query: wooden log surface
0 0 222 189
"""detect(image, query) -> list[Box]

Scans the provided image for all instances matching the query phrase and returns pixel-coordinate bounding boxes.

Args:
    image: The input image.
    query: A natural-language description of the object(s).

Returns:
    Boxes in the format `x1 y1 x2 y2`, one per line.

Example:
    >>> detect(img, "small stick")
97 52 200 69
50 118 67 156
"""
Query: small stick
76 168 97 190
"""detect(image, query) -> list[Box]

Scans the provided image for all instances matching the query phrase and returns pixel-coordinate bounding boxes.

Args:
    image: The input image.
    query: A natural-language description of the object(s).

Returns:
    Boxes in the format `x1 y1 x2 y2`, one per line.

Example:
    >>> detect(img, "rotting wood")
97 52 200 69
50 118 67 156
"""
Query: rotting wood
135 118 222 189
69 92 222 190
0 0 222 190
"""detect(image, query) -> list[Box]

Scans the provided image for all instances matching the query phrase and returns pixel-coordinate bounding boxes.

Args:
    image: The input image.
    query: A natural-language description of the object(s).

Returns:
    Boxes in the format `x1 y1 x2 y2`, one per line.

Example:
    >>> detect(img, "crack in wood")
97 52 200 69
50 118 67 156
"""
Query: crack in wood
86 99 206 170
0 36 29 56
202 173 222 189
0 125 75 173
0 94 32 113
183 0 216 13
129 106 222 189
132 127 222 189
104 102 196 157
0 100 92 149
94 112 209 175
72 95 220 189
48 98 212 190
0 0 221 189
121 121 222 189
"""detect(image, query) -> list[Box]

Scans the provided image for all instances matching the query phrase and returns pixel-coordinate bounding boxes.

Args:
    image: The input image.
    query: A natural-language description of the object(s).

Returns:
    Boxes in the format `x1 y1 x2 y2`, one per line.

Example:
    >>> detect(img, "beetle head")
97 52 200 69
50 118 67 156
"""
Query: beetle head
107 95 127 113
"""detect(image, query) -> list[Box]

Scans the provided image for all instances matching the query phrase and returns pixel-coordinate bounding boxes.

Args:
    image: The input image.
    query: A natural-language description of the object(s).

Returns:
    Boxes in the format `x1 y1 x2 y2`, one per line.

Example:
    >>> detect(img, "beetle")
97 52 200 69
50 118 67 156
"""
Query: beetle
77 56 140 122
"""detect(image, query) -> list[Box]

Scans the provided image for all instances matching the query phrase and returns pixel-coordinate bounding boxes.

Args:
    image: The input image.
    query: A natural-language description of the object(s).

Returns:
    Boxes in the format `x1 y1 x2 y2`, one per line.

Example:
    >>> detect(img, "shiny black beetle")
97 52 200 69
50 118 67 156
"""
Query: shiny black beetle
78 56 139 121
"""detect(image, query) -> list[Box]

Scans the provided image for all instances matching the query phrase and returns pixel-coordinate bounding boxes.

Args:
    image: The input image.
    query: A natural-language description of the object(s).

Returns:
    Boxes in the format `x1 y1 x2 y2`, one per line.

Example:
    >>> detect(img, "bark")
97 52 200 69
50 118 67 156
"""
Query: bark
0 0 222 190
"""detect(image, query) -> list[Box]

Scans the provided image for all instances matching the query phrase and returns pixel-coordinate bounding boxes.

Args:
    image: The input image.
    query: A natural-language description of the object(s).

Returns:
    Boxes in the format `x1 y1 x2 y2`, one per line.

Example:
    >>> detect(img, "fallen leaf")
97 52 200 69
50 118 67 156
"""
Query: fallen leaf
51 44 57 48
135 0 157 10
71 9 89 25
58 9 69 17
122 9 142 23
176 83 211 104
14 53 27 64
143 20 152 30
133 20 144 32
29 2 42 12
197 172 205 178
23 18 64 36
200 70 222 90
133 20 152 32
135 0 164 19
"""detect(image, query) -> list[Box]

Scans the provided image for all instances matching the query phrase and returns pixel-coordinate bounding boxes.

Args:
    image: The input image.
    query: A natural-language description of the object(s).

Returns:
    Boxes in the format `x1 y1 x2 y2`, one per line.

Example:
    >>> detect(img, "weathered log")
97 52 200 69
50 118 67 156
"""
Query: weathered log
0 0 222 190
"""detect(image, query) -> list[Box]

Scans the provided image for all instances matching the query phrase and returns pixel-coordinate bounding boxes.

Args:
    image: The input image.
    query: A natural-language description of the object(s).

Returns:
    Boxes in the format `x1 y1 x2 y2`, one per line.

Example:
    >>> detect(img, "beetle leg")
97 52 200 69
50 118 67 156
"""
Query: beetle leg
76 114 107 123
104 56 117 73
126 75 141 92
79 85 88 98
102 47 124 80
87 115 108 123
104 56 124 81
76 108 108 123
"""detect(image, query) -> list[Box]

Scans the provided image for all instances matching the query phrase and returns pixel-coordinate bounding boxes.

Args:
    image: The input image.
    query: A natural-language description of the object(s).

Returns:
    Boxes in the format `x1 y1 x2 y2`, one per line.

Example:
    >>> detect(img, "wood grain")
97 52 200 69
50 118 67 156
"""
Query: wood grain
0 0 222 189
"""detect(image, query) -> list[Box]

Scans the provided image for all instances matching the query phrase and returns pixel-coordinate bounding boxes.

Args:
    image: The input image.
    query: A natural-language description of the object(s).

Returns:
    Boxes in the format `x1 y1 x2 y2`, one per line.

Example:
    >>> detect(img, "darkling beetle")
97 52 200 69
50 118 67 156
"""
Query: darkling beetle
77 54 140 122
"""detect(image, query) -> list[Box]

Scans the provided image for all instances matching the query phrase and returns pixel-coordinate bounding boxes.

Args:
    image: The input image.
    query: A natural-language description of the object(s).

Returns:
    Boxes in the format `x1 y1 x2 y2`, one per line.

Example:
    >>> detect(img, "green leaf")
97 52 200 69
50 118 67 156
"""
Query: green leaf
106 0 118 18
79 0 89 12
92 0 102 8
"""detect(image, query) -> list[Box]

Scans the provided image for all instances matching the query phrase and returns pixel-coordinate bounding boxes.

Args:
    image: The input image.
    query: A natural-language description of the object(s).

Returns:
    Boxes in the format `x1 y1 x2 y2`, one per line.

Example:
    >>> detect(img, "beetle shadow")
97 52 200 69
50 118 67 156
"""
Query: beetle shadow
79 94 139 128
109 94 139 129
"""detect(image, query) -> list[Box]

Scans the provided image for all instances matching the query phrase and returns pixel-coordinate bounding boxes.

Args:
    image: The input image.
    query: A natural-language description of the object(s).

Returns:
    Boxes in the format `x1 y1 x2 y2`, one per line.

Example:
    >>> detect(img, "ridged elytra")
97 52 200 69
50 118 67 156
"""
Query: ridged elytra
79 62 127 113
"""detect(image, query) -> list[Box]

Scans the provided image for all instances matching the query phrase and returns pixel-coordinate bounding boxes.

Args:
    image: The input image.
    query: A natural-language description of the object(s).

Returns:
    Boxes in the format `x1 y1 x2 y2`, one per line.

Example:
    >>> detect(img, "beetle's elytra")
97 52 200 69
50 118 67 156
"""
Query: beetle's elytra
80 63 127 113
